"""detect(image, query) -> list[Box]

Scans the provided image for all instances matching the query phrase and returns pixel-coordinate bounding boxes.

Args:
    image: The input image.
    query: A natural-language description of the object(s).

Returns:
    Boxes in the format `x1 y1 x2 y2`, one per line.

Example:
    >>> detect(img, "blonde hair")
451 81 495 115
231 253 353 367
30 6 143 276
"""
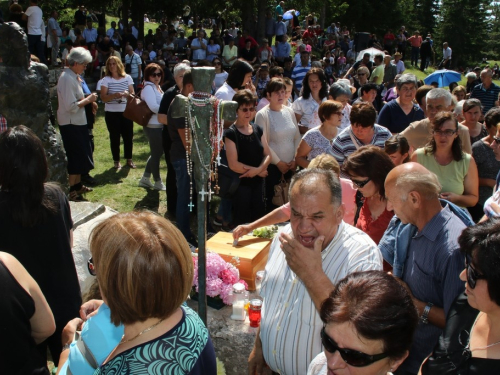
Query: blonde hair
90 211 194 325
309 153 341 176
105 56 126 78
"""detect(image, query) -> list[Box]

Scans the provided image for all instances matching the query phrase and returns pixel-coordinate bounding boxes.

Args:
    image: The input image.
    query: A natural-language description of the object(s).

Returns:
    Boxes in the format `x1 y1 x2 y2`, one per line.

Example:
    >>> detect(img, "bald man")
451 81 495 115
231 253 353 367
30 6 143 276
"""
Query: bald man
383 163 466 375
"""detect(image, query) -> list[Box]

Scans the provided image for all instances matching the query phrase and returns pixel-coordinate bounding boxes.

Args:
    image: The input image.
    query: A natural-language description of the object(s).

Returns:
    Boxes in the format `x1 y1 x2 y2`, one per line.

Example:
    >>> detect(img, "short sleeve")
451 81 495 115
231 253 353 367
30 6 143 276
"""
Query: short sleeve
291 98 304 115
171 115 185 131
223 127 236 144
100 77 109 88
126 75 134 86
255 125 264 138
302 129 317 147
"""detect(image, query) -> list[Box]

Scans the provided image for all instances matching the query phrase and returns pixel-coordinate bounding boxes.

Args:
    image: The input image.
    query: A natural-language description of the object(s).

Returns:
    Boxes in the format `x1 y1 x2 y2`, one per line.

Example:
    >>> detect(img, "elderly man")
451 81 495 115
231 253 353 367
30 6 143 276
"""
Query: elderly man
157 63 191 216
382 163 466 375
392 52 405 74
400 88 472 153
331 102 392 170
382 54 397 89
465 71 478 94
470 69 500 115
124 45 142 91
248 169 382 375
190 30 207 61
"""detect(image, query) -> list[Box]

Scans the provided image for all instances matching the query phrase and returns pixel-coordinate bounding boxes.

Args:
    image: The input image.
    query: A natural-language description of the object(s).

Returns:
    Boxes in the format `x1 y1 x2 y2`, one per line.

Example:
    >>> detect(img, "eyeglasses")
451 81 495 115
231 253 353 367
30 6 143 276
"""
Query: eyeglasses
492 136 500 145
351 177 371 188
465 256 486 289
433 129 457 137
151 72 162 78
239 107 256 112
87 257 96 276
321 327 388 367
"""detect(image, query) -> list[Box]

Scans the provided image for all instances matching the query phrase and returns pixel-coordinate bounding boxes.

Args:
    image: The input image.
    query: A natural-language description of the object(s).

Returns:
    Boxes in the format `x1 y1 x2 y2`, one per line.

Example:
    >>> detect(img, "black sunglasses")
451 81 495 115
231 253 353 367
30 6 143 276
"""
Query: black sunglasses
87 257 96 276
351 178 371 189
465 256 486 289
151 72 162 78
321 327 388 367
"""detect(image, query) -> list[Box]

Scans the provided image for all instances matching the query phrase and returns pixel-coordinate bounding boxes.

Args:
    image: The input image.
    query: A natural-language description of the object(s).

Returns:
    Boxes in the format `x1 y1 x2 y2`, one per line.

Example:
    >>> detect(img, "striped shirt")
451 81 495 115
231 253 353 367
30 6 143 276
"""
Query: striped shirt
399 205 465 374
0 115 7 134
330 124 392 167
100 75 134 112
470 82 500 114
260 222 383 375
291 63 311 93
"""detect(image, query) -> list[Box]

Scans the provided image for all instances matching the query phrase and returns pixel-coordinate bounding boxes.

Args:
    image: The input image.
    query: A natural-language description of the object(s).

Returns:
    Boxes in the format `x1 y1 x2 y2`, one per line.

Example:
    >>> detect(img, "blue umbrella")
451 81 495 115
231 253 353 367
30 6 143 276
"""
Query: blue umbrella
283 10 299 20
423 69 462 88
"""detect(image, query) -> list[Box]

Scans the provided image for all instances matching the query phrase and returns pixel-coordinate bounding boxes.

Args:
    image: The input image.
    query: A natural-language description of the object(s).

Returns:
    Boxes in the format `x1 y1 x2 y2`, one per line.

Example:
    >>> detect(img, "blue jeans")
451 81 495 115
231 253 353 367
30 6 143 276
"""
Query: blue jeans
172 159 193 240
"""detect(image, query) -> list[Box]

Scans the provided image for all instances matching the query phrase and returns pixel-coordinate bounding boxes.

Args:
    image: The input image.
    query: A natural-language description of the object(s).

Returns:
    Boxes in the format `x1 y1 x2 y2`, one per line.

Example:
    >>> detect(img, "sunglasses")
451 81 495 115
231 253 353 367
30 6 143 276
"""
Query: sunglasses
151 72 162 78
493 136 500 145
214 61 222 65
87 257 96 276
351 178 371 188
321 327 388 367
465 256 486 289
239 107 256 112
433 129 456 137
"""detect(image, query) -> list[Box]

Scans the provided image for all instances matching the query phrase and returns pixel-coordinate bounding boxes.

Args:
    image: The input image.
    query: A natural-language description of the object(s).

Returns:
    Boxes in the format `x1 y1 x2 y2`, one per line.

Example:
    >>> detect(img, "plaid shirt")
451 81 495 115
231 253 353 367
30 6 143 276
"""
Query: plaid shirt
0 115 7 134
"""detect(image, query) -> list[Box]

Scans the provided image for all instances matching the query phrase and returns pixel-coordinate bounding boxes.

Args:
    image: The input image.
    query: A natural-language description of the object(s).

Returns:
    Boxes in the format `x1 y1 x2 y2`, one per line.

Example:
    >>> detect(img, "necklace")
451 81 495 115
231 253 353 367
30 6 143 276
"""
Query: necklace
119 318 164 344
466 312 500 352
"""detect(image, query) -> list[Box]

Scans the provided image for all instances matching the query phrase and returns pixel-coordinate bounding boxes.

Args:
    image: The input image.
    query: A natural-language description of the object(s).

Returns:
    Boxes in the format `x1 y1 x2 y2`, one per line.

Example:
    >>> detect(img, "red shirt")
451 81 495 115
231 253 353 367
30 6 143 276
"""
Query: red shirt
355 203 394 244
302 30 316 40
238 36 259 49
408 35 422 48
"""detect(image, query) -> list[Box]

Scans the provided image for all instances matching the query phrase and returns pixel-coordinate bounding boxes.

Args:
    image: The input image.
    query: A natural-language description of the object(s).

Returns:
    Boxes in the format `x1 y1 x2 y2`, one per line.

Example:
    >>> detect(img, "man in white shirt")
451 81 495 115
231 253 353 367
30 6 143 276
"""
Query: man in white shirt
228 22 239 38
48 10 62 66
22 0 44 62
248 169 383 375
441 42 452 69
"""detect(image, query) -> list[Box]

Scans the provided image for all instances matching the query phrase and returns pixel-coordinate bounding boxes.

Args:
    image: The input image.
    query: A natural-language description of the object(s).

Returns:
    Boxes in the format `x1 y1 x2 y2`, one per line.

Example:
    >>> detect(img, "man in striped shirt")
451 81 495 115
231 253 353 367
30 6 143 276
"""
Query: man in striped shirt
291 50 311 98
330 102 392 174
470 69 500 115
384 163 465 375
248 169 383 375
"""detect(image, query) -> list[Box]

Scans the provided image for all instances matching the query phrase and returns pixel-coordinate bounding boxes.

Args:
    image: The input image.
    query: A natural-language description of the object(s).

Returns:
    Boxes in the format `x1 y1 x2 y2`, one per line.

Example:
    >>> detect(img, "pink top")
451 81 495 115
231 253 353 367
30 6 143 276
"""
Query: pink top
280 178 356 225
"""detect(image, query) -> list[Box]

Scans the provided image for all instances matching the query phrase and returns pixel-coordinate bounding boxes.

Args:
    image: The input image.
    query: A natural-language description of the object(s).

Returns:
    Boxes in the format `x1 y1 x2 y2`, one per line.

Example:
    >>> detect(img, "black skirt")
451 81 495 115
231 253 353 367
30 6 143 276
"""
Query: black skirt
59 124 94 175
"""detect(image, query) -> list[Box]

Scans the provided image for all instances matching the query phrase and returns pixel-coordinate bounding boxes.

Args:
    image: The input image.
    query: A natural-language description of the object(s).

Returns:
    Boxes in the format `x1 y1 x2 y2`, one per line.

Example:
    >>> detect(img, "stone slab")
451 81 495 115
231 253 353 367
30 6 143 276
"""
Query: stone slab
70 201 106 229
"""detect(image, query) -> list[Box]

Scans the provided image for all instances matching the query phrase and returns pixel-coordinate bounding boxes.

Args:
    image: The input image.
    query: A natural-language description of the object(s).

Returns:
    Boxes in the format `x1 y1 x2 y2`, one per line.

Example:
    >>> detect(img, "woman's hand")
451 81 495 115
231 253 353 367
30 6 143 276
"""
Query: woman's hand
257 169 268 177
276 161 289 174
439 192 458 202
80 299 104 321
61 317 83 346
240 166 261 178
88 93 98 103
288 160 296 171
233 224 253 240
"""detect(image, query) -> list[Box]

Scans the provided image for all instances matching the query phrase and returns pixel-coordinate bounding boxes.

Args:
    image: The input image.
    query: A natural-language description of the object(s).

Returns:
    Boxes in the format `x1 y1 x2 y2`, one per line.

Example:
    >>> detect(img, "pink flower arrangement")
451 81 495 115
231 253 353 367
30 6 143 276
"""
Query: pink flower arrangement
192 252 248 305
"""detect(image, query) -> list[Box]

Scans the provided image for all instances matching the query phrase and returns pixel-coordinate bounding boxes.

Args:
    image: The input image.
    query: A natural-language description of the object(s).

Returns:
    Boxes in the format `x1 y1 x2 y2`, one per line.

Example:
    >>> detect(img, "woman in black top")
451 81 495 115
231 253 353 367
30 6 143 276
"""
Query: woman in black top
224 90 271 225
421 218 500 374
0 126 81 365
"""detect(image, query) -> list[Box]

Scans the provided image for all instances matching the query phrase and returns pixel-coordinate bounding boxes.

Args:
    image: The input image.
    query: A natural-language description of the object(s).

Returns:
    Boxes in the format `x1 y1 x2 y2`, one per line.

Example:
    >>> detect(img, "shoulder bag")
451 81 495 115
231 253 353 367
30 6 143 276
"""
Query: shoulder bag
123 92 153 127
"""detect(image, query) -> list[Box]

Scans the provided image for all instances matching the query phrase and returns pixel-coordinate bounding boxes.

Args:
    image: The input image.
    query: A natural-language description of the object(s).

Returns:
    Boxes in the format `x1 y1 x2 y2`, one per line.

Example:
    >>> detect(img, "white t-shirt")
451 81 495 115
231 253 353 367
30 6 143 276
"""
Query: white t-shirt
214 82 236 101
213 71 229 92
100 75 134 112
25 5 43 35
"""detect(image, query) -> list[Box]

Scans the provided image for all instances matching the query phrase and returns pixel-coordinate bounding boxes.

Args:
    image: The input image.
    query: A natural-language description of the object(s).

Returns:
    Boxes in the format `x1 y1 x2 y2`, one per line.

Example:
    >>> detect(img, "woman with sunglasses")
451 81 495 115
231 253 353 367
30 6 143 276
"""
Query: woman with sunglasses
138 63 166 191
255 77 301 212
411 111 479 208
100 56 135 170
295 100 343 168
352 66 370 101
212 57 228 92
223 90 271 225
57 211 217 375
342 146 395 244
420 218 500 374
307 270 418 375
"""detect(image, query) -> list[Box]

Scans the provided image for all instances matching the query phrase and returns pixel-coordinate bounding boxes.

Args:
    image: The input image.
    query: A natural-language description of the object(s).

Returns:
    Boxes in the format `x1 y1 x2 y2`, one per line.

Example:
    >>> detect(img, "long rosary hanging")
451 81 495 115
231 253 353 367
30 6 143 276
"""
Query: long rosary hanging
185 92 224 212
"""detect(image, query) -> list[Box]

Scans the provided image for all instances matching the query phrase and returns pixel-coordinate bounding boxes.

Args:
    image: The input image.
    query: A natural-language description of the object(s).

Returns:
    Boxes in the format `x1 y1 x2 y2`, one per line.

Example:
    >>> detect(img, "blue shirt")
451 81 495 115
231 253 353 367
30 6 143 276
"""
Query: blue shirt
470 82 500 114
82 27 97 43
399 205 466 374
275 41 291 58
378 99 425 133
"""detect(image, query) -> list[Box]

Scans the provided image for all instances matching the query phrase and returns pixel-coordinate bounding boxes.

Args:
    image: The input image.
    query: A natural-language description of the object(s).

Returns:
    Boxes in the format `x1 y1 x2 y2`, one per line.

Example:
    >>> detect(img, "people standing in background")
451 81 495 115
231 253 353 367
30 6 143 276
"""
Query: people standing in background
407 30 422 67
48 11 62 67
440 42 452 69
22 0 45 63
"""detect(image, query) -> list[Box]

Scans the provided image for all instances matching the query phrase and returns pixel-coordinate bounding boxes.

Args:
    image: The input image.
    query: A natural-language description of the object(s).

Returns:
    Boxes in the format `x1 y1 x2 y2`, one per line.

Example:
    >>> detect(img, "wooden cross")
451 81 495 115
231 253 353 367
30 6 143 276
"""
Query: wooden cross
170 67 237 325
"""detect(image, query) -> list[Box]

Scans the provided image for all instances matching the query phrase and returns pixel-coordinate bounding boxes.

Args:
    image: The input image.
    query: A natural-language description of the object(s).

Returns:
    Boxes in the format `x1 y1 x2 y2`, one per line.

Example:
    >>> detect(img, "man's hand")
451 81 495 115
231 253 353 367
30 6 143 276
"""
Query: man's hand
248 343 267 375
279 232 324 281
233 224 253 240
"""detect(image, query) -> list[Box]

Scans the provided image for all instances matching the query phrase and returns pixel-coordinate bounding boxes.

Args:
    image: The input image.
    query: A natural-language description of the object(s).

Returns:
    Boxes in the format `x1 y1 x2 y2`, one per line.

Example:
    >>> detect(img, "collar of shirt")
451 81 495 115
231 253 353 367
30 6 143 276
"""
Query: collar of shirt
414 204 452 241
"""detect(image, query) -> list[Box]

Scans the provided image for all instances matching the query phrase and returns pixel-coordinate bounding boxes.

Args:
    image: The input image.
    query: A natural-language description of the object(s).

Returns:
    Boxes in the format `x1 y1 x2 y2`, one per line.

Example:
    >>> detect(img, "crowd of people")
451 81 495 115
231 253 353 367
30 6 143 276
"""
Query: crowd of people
3 1 500 375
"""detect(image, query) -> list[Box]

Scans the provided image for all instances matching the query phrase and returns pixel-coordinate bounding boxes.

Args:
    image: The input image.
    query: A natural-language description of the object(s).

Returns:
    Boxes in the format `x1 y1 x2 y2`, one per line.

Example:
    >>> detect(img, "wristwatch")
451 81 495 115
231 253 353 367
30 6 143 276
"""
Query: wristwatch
420 302 433 324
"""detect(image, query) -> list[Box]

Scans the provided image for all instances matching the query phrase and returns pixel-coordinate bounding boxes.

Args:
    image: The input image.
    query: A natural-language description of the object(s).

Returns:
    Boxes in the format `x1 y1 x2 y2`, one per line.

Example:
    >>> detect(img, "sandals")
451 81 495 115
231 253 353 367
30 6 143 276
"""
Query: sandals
69 191 86 202
126 160 137 169
77 185 93 194
114 161 122 169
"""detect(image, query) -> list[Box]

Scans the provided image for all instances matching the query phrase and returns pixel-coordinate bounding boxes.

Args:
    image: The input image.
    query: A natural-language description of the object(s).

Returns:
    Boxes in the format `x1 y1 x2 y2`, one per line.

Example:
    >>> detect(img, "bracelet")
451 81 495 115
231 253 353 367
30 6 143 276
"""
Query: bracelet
62 343 71 352
420 302 433 324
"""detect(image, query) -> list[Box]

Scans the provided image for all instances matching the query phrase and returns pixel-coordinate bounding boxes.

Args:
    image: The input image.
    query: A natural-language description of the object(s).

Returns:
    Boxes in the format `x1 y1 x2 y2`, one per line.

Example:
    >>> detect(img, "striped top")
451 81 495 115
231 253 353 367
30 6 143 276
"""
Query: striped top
101 75 134 112
399 205 466 374
291 63 311 93
260 222 383 375
470 82 500 114
330 124 392 166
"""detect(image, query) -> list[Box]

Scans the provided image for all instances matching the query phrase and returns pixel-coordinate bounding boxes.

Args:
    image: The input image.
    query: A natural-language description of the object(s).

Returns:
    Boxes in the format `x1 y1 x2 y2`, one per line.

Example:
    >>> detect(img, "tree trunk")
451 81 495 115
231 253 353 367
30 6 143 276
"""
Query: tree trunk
256 0 267 42
320 3 326 29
